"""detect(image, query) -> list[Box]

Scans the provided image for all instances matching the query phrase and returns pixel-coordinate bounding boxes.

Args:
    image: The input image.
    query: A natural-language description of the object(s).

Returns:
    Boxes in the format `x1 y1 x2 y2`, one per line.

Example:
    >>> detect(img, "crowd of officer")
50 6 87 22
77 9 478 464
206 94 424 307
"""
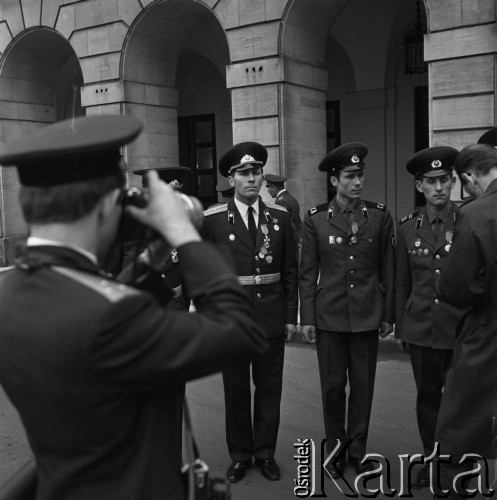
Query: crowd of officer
0 114 495 499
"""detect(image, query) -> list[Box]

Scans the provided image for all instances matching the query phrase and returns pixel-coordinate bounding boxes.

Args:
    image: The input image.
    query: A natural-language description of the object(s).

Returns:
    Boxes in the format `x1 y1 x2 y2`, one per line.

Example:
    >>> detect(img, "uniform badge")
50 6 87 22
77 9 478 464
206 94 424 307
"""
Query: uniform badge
350 236 357 244
445 244 451 253
424 249 429 255
415 239 421 247
266 255 273 263
229 233 235 241
336 237 343 245
417 249 422 256
329 236 335 245
171 248 178 263
274 224 279 231
350 222 358 244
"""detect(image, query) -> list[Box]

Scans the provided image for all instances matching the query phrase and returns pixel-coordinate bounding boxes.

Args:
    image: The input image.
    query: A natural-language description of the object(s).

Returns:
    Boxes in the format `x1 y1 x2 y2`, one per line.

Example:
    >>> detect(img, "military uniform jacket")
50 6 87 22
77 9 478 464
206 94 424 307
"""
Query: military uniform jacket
203 197 298 337
275 190 302 242
299 197 395 332
0 243 265 500
395 203 465 349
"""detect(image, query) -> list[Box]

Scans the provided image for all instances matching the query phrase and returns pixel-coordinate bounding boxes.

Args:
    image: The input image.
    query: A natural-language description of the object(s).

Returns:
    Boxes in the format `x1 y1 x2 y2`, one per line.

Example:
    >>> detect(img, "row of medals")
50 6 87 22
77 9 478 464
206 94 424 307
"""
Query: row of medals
410 232 453 256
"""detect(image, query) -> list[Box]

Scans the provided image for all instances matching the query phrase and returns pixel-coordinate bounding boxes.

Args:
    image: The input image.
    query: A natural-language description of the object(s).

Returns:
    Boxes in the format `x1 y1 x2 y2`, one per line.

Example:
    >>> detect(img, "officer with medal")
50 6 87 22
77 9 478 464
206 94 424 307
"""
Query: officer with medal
0 116 265 500
264 173 303 246
299 143 395 477
395 146 467 488
202 142 298 483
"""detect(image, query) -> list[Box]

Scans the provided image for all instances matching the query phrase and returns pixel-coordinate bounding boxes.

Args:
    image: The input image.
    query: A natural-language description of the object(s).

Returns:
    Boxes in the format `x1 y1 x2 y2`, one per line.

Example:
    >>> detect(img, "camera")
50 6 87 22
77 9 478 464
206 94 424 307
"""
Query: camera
117 187 204 243
182 459 231 500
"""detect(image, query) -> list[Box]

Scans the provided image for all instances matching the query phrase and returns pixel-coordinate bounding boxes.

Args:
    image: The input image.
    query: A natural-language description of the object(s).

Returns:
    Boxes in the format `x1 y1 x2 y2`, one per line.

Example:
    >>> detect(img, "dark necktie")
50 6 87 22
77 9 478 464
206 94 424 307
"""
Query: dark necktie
248 206 257 244
432 217 443 240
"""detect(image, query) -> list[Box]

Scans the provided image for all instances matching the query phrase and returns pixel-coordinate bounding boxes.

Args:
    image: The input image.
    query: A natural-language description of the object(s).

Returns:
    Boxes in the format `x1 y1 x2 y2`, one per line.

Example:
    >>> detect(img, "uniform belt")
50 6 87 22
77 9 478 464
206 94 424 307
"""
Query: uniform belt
171 284 182 299
237 272 280 286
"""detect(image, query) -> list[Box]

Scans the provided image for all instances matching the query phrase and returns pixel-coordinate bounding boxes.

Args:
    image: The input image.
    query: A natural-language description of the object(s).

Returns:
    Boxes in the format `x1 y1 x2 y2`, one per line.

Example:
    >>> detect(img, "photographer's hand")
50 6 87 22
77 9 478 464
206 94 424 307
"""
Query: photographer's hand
126 171 201 248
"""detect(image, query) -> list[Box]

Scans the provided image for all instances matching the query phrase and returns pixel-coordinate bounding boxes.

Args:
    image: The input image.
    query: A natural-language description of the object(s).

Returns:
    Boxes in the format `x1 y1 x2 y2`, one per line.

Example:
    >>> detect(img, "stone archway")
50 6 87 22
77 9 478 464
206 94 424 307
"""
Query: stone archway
0 28 84 264
121 0 230 202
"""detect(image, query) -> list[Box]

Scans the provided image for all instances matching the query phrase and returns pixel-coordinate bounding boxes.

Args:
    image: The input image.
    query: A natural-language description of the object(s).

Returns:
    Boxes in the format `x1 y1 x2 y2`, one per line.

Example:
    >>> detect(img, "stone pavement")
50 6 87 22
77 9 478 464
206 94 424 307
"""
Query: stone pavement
0 337 494 498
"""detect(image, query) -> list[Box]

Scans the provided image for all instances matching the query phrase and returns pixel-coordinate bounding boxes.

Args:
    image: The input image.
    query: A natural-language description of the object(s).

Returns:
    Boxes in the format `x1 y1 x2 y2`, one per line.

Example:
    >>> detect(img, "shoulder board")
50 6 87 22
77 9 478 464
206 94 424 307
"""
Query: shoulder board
203 203 228 217
265 201 287 212
307 203 328 217
363 200 386 212
399 211 420 226
52 266 141 304
0 266 14 272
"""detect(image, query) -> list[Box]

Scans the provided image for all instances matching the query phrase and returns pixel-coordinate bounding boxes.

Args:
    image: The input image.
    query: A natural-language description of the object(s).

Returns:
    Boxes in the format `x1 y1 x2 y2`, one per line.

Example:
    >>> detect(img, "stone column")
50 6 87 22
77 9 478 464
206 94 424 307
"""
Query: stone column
227 56 327 212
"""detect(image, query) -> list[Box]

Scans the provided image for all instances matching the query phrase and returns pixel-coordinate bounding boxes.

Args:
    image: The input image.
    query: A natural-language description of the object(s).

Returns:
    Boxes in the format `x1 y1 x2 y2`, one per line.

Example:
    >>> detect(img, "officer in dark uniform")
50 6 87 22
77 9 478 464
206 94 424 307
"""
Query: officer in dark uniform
203 142 298 483
395 146 467 487
299 142 395 476
0 116 265 500
265 173 302 245
434 143 497 497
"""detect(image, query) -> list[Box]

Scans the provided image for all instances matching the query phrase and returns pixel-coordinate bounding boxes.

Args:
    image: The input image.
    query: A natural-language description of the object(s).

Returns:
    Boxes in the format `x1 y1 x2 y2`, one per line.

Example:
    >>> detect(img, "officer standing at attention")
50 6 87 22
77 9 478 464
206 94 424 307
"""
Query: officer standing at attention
0 116 265 500
434 143 497 497
265 173 302 245
299 142 395 477
395 146 466 488
203 142 298 483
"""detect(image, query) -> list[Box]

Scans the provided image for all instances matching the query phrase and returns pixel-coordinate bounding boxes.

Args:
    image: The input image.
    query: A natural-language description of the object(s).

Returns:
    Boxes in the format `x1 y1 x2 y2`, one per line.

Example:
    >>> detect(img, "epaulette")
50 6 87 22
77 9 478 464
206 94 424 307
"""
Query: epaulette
399 211 420 226
52 266 141 304
307 203 328 217
203 203 228 217
265 201 287 212
364 200 387 212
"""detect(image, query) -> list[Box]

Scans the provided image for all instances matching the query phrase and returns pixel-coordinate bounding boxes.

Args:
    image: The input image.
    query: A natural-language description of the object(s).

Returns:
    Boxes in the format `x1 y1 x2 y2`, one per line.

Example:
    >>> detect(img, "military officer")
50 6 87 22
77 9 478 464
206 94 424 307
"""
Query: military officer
395 146 467 487
203 142 298 483
434 143 497 497
265 173 302 245
0 116 265 500
299 142 395 477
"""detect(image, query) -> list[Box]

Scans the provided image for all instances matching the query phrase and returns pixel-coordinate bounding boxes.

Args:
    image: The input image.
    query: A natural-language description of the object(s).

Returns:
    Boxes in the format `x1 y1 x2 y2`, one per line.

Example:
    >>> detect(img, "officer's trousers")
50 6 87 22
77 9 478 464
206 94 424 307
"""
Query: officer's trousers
316 329 378 458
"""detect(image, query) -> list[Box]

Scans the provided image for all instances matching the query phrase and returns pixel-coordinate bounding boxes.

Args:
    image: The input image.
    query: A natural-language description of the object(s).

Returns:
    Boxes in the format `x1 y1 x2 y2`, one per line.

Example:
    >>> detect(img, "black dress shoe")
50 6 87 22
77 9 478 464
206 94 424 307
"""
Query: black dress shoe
416 463 430 487
349 457 376 474
255 457 281 481
327 457 346 479
227 460 251 483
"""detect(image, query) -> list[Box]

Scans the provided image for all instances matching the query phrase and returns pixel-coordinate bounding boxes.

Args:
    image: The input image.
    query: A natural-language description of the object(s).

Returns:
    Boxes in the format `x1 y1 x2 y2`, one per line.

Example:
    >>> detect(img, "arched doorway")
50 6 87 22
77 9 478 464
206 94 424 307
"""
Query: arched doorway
121 0 230 206
0 28 84 264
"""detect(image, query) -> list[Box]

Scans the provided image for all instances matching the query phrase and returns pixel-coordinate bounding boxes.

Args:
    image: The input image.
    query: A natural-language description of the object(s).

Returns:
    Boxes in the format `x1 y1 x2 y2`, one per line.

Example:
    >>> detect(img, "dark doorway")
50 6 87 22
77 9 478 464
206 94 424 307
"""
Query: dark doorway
326 100 341 201
414 85 429 208
178 114 217 206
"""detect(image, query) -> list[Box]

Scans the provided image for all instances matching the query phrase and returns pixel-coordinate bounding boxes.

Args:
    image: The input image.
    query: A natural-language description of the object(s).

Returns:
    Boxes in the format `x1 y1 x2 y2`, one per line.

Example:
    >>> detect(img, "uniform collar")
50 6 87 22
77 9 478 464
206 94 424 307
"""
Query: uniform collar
27 236 98 266
424 204 451 225
234 196 260 217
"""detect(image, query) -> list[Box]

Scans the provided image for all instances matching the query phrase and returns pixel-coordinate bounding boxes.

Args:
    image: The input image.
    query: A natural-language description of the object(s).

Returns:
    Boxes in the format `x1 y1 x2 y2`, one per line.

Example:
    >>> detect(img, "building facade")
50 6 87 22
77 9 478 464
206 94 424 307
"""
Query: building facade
0 0 494 264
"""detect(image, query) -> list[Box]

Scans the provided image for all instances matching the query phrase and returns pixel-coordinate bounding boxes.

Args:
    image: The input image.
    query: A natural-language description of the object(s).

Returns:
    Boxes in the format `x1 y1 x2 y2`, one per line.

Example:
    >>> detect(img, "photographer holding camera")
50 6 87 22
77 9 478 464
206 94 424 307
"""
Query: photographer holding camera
0 115 265 500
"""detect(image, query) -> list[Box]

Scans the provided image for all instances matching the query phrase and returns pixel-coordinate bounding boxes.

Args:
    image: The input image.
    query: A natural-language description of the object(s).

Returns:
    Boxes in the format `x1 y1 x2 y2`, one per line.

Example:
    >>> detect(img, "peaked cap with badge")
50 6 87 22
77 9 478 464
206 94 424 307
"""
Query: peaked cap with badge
406 146 458 178
133 166 191 184
219 141 268 177
477 127 497 147
0 115 143 186
318 142 368 175
264 173 287 185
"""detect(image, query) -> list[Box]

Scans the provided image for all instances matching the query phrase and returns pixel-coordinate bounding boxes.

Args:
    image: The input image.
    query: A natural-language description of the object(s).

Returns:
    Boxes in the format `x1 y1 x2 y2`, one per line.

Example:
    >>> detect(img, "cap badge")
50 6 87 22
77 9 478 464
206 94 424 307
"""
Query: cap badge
351 155 360 164
241 154 256 164
431 159 442 168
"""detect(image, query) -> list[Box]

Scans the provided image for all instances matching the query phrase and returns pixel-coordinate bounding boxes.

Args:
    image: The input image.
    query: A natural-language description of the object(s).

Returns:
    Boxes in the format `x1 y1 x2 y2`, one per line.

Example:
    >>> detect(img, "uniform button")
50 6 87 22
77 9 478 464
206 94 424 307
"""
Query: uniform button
434 298 440 304
256 293 262 298
349 256 354 260
255 256 259 261
349 284 354 289
256 268 261 273
349 269 355 275
435 255 441 260
435 269 440 275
